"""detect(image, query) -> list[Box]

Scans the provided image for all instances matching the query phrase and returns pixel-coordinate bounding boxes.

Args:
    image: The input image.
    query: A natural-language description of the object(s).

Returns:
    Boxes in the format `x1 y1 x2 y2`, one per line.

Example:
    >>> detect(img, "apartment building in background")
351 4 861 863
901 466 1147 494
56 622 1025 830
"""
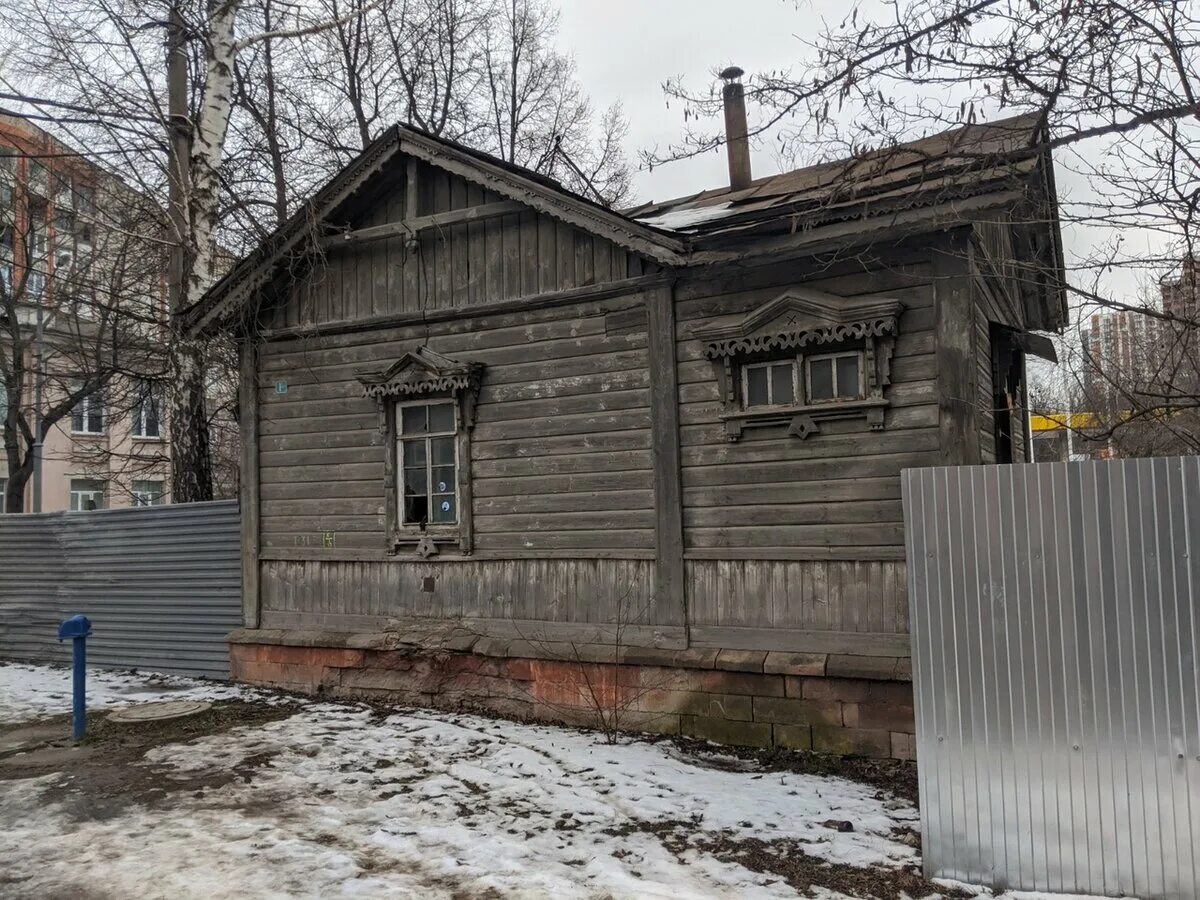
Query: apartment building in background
0 113 170 512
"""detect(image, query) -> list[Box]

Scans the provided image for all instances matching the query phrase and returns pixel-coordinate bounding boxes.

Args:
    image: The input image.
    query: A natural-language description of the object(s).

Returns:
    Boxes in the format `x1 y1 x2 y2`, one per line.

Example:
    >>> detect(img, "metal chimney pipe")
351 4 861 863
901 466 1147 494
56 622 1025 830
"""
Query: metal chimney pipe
720 66 752 191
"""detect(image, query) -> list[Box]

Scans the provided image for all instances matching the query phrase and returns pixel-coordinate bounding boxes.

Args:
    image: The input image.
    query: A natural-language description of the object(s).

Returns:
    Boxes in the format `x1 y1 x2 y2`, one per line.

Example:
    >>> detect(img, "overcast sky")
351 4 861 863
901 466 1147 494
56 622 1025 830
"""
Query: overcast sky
558 0 1162 344
558 0 826 204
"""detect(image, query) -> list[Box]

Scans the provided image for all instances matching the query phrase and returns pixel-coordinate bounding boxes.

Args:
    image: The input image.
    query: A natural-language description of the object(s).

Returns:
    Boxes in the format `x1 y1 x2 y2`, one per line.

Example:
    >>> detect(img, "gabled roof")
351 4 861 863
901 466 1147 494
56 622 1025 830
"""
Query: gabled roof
626 114 1051 241
187 114 1064 335
185 124 688 334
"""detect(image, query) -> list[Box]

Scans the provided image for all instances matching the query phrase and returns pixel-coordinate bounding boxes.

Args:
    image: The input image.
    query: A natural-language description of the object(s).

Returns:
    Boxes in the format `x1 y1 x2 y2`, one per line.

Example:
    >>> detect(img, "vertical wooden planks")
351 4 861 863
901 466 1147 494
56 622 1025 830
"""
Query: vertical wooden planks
465 181 485 305
450 175 469 302
537 213 557 293
240 339 261 628
556 221 576 289
647 282 686 628
934 232 981 466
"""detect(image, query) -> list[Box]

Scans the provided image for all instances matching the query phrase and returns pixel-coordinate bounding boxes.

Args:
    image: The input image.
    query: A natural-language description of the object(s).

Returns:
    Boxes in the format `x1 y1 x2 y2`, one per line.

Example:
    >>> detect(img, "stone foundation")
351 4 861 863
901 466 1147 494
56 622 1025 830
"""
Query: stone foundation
229 633 915 760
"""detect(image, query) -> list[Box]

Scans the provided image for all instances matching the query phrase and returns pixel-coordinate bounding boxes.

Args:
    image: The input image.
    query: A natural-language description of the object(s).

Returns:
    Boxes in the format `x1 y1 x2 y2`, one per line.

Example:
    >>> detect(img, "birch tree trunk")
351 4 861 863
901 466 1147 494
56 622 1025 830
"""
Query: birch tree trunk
169 0 238 503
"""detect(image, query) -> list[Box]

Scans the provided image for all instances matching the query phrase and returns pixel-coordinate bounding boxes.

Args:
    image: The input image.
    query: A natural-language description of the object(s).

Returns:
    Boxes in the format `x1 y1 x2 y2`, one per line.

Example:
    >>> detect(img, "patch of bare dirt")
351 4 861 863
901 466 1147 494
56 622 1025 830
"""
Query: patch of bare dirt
667 736 920 805
605 818 962 899
0 700 298 821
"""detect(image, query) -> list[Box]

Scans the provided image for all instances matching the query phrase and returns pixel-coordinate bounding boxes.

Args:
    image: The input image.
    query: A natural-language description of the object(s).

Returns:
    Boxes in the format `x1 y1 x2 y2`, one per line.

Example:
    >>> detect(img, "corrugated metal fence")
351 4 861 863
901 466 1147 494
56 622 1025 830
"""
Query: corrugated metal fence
903 459 1200 899
0 501 240 679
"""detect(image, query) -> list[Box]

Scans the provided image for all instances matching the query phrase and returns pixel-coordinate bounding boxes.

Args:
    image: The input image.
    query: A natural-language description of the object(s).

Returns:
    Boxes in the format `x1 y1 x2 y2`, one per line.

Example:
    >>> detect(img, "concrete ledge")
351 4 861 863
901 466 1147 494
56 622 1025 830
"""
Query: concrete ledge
228 627 912 683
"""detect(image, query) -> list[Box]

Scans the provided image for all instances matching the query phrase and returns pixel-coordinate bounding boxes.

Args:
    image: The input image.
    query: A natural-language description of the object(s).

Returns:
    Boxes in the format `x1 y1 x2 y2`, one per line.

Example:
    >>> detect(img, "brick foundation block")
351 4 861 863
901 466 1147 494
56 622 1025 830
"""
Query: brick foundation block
752 696 843 727
681 715 773 749
811 725 892 758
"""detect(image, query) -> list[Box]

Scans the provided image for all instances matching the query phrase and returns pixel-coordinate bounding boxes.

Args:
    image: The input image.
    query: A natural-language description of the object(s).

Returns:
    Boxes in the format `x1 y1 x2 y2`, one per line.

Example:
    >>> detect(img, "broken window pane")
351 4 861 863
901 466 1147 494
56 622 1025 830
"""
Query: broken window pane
401 405 427 434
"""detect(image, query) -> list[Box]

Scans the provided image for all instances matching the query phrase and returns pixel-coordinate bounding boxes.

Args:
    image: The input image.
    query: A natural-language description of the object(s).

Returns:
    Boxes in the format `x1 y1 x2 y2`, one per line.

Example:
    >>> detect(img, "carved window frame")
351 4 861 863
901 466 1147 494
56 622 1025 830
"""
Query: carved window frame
357 346 483 558
695 289 904 441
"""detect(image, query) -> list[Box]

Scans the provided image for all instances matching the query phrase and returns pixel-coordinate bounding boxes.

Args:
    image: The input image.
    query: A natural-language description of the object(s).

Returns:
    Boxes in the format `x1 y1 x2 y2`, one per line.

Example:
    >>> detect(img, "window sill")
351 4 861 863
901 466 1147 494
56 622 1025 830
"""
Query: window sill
131 435 166 443
719 397 889 441
392 528 464 559
70 431 108 439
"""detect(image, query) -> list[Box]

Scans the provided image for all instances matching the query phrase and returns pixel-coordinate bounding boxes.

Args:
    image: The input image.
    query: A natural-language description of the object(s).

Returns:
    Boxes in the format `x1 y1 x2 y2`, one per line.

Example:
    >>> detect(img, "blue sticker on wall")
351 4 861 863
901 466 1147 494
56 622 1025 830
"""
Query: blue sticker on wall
275 381 288 395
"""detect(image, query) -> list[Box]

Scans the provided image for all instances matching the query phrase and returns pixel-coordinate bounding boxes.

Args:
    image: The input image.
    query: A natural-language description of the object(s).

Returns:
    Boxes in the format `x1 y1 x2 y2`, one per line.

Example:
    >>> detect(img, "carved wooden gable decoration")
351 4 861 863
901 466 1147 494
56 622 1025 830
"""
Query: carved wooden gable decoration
357 346 485 429
696 288 904 440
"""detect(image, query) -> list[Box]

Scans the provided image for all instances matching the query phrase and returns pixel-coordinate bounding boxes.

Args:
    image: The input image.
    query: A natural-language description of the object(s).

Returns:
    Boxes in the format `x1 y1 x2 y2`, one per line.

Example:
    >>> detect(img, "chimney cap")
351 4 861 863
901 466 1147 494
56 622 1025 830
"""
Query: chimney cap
719 66 745 82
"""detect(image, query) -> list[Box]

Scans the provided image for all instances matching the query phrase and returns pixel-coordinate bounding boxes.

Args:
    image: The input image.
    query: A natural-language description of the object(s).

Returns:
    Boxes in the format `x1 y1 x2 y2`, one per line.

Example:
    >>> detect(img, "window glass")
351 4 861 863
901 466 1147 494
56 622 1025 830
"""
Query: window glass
71 387 104 434
401 405 427 434
808 358 834 401
770 364 794 404
398 401 458 527
746 366 769 406
428 403 455 432
132 480 164 506
70 478 105 511
837 355 861 398
744 361 795 408
133 379 161 438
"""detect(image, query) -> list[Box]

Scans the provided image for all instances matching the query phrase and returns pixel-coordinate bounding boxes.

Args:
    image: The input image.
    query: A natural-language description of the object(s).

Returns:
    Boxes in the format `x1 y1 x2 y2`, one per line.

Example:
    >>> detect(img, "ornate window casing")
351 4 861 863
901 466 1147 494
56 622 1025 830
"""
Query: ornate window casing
357 346 484 557
695 288 903 441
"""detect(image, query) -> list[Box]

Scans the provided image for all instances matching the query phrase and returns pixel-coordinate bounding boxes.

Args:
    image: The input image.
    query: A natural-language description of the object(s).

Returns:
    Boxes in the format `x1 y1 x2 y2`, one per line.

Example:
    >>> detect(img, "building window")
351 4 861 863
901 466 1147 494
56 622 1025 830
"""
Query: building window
398 400 458 526
132 480 164 506
805 351 864 403
0 478 7 512
132 379 161 438
357 345 483 557
71 388 104 434
742 360 796 408
70 478 106 511
696 288 902 441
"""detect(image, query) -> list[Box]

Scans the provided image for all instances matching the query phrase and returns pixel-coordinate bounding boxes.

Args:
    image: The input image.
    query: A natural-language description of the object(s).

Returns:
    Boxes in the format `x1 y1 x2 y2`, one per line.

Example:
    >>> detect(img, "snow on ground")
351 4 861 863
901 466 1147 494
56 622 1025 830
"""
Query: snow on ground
0 661 255 723
0 663 1101 899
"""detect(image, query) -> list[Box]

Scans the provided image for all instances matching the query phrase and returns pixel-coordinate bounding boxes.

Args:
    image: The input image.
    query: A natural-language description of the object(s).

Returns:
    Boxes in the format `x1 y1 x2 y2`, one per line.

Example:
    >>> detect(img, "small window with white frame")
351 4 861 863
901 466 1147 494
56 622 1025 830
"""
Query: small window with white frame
397 400 458 527
70 478 105 511
71 387 104 434
742 359 797 408
132 379 161 439
132 479 164 506
805 351 864 403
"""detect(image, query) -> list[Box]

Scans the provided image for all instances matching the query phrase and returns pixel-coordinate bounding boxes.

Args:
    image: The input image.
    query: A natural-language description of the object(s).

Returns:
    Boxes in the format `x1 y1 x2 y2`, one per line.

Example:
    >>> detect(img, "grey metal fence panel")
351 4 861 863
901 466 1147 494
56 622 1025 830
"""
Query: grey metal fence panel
0 501 241 679
902 459 1200 899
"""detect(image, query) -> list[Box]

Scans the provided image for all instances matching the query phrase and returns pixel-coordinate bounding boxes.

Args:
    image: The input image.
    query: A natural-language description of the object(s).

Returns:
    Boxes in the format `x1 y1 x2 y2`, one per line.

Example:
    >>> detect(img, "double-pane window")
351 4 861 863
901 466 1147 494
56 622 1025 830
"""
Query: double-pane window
743 360 796 407
806 352 862 403
70 478 105 511
132 480 164 506
71 387 104 434
132 379 161 438
398 401 457 526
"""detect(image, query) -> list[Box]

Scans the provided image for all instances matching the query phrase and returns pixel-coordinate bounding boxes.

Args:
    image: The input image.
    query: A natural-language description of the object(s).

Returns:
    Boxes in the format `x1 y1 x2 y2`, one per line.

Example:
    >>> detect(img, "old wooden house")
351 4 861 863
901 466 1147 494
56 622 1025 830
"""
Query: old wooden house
189 76 1065 758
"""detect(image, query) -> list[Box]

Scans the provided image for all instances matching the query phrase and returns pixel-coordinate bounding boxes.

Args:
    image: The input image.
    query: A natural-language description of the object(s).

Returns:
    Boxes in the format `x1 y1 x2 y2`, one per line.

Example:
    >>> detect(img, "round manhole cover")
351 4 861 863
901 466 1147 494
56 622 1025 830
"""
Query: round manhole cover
107 700 212 723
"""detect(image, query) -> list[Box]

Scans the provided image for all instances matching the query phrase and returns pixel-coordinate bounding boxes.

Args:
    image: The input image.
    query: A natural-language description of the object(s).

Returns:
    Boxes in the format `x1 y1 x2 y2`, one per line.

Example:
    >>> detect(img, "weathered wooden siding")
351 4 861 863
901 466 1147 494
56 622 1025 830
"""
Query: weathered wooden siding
686 559 908 633
675 255 940 558
260 558 656 628
269 158 649 329
671 255 936 634
257 291 656 557
974 229 1030 465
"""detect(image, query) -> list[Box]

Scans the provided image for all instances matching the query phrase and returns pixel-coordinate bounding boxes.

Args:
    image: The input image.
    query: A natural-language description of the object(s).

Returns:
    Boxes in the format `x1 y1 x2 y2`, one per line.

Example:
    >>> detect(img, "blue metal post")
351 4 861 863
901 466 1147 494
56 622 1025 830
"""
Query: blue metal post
57 615 92 742
71 635 86 741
